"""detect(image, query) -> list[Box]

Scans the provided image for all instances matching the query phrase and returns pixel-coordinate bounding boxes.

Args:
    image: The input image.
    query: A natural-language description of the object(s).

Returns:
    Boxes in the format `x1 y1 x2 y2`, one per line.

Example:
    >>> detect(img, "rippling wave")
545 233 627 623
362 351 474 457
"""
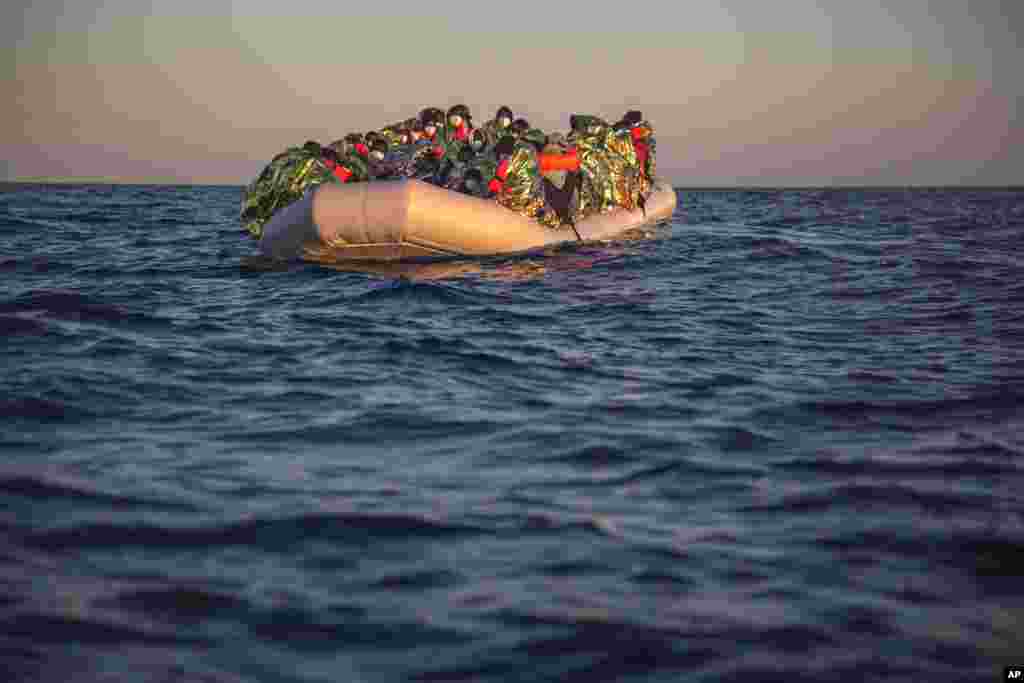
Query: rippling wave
2 183 1022 682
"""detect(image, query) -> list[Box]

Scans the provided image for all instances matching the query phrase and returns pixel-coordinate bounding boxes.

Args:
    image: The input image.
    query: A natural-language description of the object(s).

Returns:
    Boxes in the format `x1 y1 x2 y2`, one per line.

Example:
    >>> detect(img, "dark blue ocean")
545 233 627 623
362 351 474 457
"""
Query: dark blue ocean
2 183 1022 682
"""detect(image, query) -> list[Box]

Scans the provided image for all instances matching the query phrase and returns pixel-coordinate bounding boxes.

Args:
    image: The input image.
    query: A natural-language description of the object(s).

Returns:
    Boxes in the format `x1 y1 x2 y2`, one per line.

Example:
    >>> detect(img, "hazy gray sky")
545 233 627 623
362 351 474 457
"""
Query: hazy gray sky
4 1 1022 184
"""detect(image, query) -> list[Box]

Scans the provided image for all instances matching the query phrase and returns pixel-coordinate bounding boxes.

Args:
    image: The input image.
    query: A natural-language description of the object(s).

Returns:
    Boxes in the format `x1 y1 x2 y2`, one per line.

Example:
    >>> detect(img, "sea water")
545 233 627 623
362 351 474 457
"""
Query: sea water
2 183 1022 682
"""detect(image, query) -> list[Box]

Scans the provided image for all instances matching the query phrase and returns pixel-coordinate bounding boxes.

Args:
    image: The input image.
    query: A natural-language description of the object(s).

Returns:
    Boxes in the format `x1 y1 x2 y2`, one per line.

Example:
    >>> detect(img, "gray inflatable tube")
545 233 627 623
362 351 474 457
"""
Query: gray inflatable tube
258 178 677 263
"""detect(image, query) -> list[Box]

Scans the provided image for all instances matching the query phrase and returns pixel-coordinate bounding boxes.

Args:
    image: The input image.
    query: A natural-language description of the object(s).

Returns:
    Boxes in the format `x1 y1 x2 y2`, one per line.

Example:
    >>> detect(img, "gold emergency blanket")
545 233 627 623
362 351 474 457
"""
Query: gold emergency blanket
495 145 547 223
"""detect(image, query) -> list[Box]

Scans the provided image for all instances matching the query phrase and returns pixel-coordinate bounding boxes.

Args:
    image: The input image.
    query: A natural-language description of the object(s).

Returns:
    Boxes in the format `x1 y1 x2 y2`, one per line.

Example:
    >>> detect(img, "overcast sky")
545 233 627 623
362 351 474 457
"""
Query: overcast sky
4 1 1021 185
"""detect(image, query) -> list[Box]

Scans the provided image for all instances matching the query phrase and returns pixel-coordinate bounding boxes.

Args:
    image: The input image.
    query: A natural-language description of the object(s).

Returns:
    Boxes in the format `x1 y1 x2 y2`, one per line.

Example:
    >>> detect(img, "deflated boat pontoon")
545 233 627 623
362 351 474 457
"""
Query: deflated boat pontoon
258 178 677 262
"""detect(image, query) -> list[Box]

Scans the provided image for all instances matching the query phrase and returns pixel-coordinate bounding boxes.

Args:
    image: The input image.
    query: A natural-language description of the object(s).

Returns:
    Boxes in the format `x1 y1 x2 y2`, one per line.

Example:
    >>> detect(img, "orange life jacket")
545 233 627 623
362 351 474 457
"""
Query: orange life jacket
488 157 511 194
538 148 580 173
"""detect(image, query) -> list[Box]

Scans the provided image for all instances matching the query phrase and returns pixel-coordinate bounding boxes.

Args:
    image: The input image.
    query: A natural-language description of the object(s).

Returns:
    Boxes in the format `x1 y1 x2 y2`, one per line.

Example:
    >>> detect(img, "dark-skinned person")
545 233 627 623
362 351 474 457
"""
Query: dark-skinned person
469 128 488 155
509 118 531 140
537 136 584 227
434 143 469 191
601 117 641 212
408 120 426 144
569 114 618 216
321 145 369 185
241 141 357 240
490 129 562 228
617 110 657 198
379 132 425 179
418 108 448 167
344 132 370 160
446 104 473 143
379 123 406 147
436 129 489 191
460 168 487 198
368 138 407 179
486 135 516 196
461 129 498 196
364 131 387 152
332 132 364 157
411 126 444 180
481 105 514 146
419 108 445 144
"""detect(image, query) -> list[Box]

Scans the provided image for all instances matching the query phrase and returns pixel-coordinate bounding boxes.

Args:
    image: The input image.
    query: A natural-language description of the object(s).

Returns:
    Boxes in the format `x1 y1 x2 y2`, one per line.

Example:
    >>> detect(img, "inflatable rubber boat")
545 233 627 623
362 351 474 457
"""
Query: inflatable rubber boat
258 178 677 263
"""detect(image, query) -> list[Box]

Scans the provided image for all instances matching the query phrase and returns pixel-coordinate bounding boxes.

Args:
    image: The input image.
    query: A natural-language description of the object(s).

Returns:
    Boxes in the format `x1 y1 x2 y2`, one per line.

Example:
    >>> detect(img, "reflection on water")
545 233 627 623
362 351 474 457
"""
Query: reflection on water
241 222 667 281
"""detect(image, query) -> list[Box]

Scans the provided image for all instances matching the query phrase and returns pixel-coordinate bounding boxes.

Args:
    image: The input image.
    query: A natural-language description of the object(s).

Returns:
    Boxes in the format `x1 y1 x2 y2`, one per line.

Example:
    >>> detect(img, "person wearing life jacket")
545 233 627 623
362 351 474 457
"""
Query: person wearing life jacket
411 110 445 180
417 108 447 168
481 106 514 147
434 106 480 187
406 120 428 145
337 132 369 161
509 118 531 141
419 108 445 144
331 132 363 157
450 128 494 196
569 114 618 216
486 135 516 198
436 129 489 191
320 145 367 185
490 129 560 227
538 136 584 228
445 104 473 143
619 110 657 197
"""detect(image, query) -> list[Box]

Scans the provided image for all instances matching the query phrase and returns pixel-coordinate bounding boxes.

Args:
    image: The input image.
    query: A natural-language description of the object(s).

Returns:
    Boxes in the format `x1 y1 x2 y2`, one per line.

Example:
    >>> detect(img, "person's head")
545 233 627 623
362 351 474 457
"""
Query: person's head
419 107 444 127
369 139 388 161
546 132 567 149
495 106 514 129
320 147 341 167
571 114 606 136
328 139 347 154
447 104 471 129
622 110 643 127
510 118 530 137
494 135 516 159
395 129 411 145
469 129 486 152
365 131 385 146
302 140 322 155
344 132 364 146
613 110 643 132
522 128 547 152
462 168 484 195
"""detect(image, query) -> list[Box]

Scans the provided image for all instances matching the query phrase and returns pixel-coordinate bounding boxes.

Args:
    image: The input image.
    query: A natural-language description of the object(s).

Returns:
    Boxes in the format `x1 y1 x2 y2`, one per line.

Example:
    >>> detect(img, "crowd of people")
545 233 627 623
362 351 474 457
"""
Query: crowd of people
241 105 657 240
